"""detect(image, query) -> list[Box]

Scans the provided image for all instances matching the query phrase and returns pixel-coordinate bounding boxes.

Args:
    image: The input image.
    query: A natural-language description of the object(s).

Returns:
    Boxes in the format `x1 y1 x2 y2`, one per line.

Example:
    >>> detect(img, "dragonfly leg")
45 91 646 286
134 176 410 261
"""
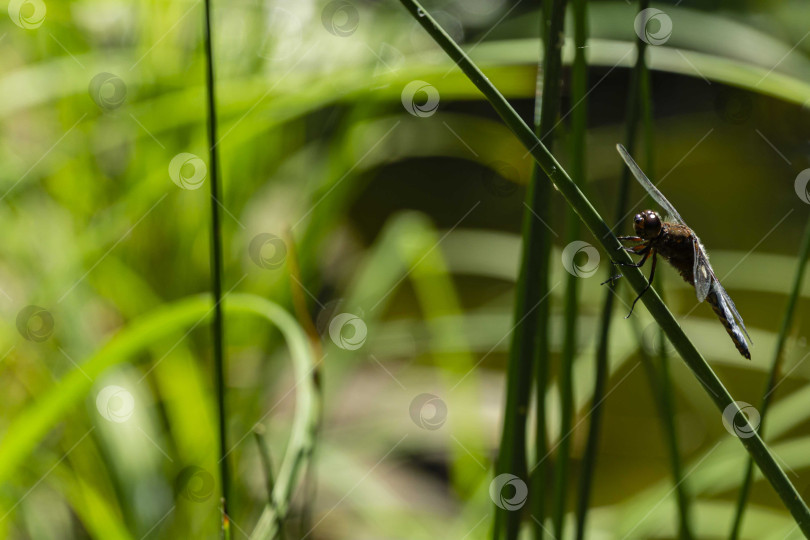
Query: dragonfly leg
625 250 658 319
621 245 646 254
615 235 644 250
602 247 651 286
613 245 651 267
601 273 622 286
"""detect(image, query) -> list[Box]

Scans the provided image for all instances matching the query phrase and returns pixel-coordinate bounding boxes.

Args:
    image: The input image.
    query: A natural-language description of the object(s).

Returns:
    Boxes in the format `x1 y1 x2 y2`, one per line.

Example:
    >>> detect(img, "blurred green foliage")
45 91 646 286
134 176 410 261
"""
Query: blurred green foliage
1 0 810 538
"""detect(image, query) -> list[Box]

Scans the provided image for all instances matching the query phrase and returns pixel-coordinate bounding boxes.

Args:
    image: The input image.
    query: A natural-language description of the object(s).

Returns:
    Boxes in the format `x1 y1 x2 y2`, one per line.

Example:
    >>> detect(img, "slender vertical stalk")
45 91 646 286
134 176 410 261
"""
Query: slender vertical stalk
656 314 693 540
284 232 323 537
629 288 694 539
729 217 810 539
574 0 648 536
397 1 810 533
491 1 562 537
253 427 287 540
201 0 229 535
639 66 693 540
545 0 572 537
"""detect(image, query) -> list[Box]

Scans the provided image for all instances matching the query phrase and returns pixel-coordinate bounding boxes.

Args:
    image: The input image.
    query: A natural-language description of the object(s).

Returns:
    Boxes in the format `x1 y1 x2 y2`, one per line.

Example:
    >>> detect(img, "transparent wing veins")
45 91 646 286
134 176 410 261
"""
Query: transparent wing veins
692 239 711 303
616 144 686 225
694 238 753 345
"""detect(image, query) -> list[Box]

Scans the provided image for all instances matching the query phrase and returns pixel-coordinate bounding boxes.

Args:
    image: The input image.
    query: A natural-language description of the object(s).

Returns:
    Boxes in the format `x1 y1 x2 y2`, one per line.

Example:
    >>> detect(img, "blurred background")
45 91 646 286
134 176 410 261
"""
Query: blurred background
1 0 810 538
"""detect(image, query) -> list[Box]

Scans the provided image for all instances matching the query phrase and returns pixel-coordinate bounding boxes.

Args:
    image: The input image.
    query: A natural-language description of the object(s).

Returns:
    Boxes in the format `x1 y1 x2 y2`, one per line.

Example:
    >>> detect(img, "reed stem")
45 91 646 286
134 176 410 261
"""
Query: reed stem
201 0 229 535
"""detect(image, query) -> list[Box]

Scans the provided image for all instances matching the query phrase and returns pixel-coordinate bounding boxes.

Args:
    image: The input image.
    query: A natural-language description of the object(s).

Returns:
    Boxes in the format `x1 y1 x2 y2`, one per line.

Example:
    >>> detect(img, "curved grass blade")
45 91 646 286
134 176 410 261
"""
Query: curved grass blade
0 294 319 540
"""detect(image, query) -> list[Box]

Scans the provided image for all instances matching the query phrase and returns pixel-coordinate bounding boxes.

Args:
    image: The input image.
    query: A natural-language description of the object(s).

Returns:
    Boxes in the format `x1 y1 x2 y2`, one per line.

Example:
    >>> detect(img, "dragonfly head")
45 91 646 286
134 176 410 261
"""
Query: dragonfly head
634 210 662 240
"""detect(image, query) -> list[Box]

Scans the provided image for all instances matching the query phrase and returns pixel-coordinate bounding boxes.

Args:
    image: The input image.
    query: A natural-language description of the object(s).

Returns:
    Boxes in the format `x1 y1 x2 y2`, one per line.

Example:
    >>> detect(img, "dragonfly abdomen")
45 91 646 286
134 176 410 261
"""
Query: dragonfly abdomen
707 290 751 359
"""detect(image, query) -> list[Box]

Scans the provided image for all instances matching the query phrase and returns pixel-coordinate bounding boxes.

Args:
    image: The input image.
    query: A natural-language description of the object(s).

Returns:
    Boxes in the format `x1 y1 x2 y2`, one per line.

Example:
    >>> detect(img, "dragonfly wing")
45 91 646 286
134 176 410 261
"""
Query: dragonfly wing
693 237 753 347
712 280 753 346
692 238 712 302
616 144 686 225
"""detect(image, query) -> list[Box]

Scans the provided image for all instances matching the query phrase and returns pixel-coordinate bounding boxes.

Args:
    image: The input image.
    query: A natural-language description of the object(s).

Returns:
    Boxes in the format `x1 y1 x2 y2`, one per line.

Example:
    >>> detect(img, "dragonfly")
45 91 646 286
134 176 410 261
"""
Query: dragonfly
607 143 753 360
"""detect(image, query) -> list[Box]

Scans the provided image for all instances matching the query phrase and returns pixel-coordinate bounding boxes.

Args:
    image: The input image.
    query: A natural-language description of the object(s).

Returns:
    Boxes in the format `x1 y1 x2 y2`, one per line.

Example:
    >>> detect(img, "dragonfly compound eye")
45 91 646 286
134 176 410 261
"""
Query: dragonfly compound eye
643 211 662 237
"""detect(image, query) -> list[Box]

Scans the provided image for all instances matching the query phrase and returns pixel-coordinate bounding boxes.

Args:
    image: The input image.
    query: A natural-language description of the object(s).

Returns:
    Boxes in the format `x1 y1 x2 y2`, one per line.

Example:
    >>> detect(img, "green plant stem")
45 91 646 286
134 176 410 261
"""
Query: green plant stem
253 427 287 540
638 61 693 540
575 0 650 535
283 233 322 538
201 0 229 534
544 0 570 538
628 287 693 540
656 318 692 540
0 293 319 540
397 0 810 534
492 2 562 538
729 216 810 539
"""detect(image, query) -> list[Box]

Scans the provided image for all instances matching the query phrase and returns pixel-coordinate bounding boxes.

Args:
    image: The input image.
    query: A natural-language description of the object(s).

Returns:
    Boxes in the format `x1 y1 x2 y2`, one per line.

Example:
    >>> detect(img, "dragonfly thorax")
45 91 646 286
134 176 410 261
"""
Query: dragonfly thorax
633 210 662 240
